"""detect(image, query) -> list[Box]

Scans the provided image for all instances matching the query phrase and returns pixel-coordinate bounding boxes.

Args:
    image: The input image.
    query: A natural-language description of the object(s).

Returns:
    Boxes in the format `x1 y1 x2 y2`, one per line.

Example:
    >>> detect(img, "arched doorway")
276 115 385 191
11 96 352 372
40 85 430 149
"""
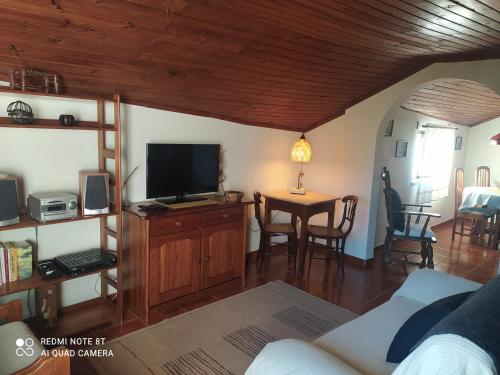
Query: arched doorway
371 78 500 266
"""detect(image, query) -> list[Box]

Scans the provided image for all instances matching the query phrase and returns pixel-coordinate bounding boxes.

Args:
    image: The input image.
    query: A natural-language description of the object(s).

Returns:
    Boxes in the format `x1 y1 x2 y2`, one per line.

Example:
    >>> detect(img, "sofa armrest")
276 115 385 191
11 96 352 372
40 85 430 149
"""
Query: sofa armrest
392 334 495 375
392 269 481 305
246 339 362 375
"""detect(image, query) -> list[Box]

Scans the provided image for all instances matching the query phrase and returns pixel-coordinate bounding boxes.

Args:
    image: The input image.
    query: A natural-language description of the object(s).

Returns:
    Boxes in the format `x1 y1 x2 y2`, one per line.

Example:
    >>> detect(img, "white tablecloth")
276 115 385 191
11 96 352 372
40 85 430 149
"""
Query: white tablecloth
460 187 500 214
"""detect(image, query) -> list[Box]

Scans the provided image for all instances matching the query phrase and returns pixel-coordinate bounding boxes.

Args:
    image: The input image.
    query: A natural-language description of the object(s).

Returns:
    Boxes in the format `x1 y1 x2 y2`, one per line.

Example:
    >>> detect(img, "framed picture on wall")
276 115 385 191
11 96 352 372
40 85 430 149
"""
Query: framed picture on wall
384 119 394 137
395 140 408 158
455 136 463 150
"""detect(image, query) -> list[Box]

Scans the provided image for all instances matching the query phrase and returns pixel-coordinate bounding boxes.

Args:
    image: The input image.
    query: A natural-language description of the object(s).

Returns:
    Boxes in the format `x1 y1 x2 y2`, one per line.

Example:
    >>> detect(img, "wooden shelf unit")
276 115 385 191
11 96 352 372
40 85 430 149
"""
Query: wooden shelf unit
0 86 113 102
0 117 116 131
34 297 118 338
0 210 118 232
0 265 117 298
0 92 124 335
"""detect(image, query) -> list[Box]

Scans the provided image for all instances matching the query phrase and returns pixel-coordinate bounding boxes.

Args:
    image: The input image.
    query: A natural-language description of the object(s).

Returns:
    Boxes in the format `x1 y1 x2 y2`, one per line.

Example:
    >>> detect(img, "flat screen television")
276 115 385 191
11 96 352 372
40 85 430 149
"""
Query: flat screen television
146 143 220 202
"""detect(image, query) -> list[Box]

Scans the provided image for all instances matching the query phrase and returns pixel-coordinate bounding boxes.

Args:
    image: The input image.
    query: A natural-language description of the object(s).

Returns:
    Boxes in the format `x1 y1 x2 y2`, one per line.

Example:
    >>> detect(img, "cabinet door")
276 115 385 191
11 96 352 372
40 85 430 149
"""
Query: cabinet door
201 220 244 289
149 230 201 306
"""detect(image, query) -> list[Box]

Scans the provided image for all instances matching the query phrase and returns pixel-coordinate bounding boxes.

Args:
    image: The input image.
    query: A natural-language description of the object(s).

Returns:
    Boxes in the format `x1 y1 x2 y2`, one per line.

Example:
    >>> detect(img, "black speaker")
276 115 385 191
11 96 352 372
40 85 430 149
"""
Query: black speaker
80 172 110 215
0 175 20 226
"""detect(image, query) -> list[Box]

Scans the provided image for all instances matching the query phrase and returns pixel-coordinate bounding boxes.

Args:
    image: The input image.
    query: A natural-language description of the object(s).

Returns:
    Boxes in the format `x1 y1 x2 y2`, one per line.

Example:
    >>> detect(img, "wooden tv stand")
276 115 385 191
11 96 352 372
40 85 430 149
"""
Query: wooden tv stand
124 198 251 323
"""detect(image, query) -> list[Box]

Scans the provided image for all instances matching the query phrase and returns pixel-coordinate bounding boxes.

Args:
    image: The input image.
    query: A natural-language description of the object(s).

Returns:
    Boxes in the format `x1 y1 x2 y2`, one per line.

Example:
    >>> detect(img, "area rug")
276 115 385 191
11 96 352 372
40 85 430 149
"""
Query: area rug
89 281 357 375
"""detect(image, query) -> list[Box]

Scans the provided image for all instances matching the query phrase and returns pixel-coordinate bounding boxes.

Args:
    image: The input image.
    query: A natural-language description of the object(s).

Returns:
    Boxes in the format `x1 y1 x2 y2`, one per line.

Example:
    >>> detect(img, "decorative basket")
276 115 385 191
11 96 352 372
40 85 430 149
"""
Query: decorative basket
10 68 63 94
7 101 33 124
224 190 243 203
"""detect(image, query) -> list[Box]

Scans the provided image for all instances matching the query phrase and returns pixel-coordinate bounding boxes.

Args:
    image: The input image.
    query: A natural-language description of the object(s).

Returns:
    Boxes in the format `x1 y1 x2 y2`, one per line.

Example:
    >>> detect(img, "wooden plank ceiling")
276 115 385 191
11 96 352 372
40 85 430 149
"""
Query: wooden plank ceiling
0 1 499 131
402 79 500 125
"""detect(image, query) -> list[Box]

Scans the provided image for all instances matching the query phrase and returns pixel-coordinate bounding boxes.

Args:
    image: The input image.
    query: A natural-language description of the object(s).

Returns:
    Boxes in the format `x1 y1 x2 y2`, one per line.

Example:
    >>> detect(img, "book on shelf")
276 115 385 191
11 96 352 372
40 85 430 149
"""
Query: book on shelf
7 242 18 282
17 241 33 280
0 241 33 284
1 244 10 283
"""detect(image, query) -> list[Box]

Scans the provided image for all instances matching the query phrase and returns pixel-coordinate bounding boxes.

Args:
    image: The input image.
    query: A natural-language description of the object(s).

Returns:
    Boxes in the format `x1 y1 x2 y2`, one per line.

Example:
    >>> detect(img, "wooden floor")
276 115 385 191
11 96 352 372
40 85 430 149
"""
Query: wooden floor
72 222 499 374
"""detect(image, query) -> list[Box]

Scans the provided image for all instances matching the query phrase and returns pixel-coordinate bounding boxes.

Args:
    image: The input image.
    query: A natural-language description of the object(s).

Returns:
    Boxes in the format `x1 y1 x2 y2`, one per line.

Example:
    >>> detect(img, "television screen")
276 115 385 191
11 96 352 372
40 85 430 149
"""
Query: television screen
146 144 220 200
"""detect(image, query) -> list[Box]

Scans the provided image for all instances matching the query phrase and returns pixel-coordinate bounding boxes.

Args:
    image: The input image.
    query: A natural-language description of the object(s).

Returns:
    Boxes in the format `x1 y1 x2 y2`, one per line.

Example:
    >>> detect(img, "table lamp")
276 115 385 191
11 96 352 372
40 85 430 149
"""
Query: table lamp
490 133 500 145
290 133 312 194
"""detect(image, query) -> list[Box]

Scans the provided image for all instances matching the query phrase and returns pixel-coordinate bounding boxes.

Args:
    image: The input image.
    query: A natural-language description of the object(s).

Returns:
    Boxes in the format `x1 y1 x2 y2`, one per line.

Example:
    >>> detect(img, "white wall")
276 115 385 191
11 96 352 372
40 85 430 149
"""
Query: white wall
373 109 469 246
307 59 500 261
464 117 500 187
0 90 297 311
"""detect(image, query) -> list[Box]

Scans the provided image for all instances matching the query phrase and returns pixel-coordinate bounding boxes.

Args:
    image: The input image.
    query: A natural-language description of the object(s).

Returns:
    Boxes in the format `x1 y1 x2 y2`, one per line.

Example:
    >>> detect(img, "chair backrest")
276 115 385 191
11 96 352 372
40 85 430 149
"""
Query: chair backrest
253 191 265 231
454 168 464 214
338 195 358 236
381 167 405 232
475 166 490 187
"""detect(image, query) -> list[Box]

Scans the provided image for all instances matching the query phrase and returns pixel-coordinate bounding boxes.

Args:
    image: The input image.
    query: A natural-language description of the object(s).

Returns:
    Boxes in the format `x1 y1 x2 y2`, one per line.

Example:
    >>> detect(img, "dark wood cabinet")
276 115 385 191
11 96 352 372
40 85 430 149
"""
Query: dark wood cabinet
201 220 244 289
149 228 202 306
124 200 249 323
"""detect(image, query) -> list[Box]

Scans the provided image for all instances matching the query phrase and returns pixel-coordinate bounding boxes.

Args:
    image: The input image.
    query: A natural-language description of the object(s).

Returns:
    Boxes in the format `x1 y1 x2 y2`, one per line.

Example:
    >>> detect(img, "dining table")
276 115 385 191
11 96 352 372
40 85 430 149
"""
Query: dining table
459 186 500 248
263 191 340 276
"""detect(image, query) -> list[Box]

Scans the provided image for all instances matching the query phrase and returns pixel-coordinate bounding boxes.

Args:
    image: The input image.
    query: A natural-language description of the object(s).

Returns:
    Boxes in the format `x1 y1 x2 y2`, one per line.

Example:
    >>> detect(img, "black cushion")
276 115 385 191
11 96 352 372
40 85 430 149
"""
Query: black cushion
389 188 405 232
418 274 500 372
386 291 473 363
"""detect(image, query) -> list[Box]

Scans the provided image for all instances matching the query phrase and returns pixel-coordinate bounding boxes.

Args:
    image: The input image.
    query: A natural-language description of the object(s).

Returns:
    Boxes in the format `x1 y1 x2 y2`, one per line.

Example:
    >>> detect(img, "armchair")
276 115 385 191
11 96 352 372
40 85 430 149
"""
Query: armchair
0 299 70 375
381 167 440 270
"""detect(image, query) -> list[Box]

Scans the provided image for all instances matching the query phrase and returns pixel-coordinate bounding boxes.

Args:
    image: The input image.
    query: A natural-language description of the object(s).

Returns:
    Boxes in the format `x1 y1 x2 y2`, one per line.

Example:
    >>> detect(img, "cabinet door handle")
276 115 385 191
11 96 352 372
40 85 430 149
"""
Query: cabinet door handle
203 256 211 262
175 221 182 227
221 214 229 219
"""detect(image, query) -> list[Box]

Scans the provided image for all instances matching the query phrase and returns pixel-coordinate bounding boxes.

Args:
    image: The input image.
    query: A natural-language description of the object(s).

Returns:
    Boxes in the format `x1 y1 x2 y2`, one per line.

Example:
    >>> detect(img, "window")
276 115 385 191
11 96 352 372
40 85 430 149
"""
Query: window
413 126 455 203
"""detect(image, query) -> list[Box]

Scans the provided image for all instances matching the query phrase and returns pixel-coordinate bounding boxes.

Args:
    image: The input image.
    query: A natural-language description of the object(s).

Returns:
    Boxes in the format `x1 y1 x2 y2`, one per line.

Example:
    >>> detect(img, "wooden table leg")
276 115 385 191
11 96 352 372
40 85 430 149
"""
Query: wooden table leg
297 215 309 277
290 214 298 257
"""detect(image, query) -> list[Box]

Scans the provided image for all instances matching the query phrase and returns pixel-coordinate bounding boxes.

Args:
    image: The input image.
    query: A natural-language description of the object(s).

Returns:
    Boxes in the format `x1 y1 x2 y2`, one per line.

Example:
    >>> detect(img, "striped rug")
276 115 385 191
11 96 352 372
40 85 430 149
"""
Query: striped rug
89 281 357 375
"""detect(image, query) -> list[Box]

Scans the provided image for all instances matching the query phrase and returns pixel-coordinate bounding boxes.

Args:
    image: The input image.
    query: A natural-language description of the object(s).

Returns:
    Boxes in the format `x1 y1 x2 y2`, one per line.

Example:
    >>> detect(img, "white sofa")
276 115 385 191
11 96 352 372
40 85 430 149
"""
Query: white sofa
247 269 495 375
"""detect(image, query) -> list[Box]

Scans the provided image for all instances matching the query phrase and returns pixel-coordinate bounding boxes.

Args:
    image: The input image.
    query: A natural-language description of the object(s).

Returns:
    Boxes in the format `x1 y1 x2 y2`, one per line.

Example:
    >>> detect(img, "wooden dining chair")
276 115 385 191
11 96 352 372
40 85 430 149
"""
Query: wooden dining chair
452 168 473 240
381 167 440 270
475 166 490 187
454 167 495 246
253 191 298 273
307 195 358 276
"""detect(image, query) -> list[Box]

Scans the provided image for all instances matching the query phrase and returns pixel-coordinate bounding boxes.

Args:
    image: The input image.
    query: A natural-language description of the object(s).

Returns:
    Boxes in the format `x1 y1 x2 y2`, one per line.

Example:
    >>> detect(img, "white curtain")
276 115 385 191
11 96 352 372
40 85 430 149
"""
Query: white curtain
415 127 454 204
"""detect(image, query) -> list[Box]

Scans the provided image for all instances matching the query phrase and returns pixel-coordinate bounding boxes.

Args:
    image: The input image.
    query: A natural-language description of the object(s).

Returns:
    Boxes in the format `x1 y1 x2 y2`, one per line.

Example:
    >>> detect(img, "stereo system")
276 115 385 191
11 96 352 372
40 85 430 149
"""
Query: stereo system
0 174 20 227
80 171 110 215
0 170 111 227
28 192 78 222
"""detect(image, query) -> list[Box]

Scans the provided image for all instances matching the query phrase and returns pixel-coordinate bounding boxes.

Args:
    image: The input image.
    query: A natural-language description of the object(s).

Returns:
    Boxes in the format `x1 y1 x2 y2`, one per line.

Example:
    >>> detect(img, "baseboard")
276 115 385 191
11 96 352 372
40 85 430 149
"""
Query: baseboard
344 253 374 269
246 248 374 270
431 219 453 230
246 251 258 264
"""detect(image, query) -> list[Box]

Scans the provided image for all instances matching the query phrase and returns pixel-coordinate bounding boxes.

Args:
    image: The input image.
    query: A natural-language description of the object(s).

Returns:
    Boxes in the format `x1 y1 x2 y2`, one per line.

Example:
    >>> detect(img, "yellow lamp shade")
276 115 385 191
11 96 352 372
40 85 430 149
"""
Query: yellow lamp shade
291 134 312 163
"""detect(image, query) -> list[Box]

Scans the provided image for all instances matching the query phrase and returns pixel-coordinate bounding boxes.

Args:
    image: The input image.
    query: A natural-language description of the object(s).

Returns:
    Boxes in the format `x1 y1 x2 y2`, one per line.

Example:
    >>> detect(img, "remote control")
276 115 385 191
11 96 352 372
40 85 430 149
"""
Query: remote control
138 204 166 212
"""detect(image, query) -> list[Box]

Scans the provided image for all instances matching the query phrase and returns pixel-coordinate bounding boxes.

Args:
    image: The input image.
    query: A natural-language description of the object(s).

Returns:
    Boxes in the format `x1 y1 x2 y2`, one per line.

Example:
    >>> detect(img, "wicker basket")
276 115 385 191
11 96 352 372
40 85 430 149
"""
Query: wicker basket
224 190 243 202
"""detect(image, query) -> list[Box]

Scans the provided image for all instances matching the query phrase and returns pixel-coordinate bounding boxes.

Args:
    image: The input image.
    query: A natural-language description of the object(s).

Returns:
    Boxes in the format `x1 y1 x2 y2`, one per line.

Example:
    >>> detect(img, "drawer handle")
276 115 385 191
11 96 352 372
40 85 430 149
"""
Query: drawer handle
221 214 229 219
175 221 182 227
